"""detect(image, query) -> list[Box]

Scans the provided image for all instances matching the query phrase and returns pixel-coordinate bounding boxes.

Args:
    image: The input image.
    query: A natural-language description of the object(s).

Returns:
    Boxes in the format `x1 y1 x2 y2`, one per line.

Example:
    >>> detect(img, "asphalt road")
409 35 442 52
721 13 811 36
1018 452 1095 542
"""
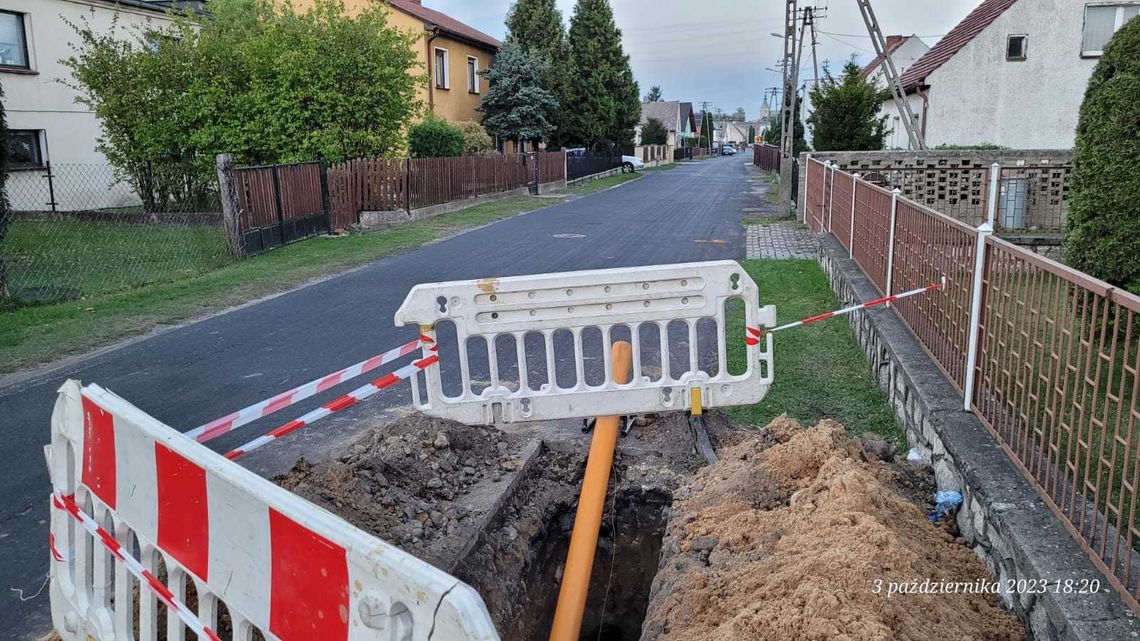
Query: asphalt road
0 154 753 638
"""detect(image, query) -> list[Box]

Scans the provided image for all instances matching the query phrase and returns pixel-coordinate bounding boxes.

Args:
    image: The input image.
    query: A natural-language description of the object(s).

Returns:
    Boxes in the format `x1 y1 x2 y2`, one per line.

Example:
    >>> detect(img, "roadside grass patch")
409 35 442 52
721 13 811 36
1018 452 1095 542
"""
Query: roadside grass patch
640 162 678 172
724 258 901 444
0 195 559 374
567 172 640 195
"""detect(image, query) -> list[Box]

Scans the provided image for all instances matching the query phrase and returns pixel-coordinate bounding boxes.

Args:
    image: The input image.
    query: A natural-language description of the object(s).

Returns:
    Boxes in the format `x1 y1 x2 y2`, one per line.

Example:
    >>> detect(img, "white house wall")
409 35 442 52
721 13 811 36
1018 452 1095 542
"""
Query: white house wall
865 36 930 88
3 0 176 210
921 0 1100 149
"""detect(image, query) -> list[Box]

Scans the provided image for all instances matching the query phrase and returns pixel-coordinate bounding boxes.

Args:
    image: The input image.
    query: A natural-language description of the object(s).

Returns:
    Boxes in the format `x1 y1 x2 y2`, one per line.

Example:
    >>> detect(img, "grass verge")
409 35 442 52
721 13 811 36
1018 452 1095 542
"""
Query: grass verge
724 258 901 444
641 162 678 172
0 195 560 375
567 172 640 195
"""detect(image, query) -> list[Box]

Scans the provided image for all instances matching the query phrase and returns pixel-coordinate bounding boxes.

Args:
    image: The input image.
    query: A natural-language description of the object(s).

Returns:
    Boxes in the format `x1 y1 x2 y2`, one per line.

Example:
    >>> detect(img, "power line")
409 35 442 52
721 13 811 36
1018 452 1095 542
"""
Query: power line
817 30 948 39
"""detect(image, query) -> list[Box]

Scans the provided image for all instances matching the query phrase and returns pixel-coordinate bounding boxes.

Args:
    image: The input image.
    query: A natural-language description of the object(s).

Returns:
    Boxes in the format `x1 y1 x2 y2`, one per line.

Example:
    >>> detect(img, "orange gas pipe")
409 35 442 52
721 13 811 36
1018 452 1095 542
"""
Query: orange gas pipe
548 340 633 641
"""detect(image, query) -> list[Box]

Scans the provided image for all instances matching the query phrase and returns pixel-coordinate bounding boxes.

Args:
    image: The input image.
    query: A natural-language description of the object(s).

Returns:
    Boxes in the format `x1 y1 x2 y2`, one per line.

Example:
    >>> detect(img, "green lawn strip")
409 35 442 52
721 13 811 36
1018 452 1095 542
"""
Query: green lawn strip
0 195 558 374
6 221 231 301
640 162 678 172
567 172 640 195
742 216 796 226
724 258 902 445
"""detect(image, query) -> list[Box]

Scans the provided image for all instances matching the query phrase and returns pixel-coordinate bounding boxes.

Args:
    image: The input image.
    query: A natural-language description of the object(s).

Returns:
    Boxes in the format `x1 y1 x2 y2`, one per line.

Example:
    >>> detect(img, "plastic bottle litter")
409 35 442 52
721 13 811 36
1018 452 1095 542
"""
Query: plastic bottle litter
906 448 925 464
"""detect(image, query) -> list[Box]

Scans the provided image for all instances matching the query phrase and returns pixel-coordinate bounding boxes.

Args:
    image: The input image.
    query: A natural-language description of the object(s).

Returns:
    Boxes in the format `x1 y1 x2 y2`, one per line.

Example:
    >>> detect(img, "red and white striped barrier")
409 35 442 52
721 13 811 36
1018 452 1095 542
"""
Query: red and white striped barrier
185 336 427 444
51 492 223 641
224 355 440 460
746 278 945 344
46 380 499 641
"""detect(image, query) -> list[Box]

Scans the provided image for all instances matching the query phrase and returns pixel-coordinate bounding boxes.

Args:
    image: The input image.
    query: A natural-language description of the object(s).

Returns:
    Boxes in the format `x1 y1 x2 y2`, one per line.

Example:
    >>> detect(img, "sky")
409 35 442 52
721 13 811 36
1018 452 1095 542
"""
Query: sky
423 0 983 121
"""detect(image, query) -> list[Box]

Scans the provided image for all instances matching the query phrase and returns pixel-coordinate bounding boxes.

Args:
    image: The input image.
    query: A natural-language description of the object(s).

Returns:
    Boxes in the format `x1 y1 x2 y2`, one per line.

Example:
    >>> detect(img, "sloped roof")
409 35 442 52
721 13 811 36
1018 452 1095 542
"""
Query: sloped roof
640 101 681 131
679 102 694 130
388 0 501 50
860 35 906 77
900 0 1018 90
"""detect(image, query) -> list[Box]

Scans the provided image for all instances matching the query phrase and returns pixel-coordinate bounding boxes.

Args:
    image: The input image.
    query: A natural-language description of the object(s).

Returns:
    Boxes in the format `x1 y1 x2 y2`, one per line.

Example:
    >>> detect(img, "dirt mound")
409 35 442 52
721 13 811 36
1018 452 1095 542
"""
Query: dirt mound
275 413 526 569
641 415 1025 641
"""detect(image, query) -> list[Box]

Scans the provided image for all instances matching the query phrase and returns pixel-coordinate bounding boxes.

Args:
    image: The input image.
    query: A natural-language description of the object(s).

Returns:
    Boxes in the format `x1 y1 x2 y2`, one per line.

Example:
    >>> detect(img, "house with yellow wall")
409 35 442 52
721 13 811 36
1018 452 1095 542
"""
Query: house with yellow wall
289 0 500 124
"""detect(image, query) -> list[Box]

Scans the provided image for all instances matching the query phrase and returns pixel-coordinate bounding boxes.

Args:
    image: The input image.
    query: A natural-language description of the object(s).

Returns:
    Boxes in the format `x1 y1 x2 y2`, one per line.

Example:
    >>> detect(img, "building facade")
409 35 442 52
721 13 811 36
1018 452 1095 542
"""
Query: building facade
2 0 179 209
294 0 500 124
894 0 1137 149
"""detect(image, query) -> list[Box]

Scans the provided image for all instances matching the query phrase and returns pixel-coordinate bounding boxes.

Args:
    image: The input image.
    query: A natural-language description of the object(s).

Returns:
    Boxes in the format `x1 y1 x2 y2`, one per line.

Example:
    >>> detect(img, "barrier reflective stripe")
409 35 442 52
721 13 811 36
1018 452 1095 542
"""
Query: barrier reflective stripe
185 337 423 444
224 355 440 460
746 279 945 344
46 380 500 641
51 492 224 641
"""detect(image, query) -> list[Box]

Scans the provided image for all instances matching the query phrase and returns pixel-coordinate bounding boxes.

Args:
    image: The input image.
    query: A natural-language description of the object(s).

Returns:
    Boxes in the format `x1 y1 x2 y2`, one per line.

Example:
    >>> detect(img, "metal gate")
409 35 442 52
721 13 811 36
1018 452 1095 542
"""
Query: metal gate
235 161 330 255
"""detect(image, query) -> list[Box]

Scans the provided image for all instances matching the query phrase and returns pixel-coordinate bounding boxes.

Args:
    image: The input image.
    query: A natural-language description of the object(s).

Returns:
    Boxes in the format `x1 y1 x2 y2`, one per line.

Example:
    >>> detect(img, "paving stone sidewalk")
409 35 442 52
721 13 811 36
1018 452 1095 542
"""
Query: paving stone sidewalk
745 222 818 259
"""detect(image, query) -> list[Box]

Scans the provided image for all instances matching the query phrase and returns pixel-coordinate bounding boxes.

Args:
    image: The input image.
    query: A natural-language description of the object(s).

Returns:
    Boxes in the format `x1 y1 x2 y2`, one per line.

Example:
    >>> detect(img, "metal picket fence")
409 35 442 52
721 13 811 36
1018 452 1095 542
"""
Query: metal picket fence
2 162 229 308
803 156 1140 613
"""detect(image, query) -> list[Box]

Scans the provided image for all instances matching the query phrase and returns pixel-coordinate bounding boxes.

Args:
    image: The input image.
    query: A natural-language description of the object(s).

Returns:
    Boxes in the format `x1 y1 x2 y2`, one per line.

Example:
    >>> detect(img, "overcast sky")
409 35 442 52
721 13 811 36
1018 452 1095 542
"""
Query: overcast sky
425 0 982 120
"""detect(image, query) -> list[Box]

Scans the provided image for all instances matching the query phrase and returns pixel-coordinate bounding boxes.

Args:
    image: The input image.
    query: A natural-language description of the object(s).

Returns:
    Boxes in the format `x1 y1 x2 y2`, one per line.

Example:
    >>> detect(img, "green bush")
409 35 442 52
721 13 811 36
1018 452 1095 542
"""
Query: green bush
1065 17 1140 292
457 121 494 155
408 118 466 158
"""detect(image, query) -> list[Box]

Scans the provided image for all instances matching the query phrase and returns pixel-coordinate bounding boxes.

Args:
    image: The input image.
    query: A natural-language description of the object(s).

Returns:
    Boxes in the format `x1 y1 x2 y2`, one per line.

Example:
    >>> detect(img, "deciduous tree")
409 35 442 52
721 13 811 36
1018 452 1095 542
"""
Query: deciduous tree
64 0 421 208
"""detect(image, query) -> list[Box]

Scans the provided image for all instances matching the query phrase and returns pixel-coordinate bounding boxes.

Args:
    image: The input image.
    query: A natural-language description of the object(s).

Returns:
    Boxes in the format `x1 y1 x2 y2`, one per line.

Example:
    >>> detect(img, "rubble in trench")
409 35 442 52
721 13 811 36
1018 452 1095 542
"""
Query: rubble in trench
276 411 1027 641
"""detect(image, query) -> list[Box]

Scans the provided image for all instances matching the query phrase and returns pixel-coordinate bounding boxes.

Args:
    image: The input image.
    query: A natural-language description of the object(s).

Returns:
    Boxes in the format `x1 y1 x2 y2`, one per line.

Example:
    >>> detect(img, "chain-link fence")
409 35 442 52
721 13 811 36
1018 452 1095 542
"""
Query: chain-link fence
2 162 231 309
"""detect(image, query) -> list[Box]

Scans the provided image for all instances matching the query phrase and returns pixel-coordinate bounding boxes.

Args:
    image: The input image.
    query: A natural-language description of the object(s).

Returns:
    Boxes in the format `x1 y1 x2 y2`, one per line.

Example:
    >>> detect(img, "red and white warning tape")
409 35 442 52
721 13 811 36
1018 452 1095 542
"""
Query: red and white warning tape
51 492 223 641
186 336 431 444
223 354 440 460
746 278 946 344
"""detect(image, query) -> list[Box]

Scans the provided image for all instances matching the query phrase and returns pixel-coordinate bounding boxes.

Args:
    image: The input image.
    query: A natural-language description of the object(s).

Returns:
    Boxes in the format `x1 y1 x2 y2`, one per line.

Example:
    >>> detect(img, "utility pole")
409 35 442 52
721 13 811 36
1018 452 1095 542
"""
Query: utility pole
807 7 821 89
777 0 798 218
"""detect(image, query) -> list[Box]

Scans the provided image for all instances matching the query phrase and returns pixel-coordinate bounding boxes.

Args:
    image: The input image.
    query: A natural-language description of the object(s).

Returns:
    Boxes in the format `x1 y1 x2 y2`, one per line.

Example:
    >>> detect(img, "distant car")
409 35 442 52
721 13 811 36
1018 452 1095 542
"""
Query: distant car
720 146 737 156
621 155 645 172
566 147 587 158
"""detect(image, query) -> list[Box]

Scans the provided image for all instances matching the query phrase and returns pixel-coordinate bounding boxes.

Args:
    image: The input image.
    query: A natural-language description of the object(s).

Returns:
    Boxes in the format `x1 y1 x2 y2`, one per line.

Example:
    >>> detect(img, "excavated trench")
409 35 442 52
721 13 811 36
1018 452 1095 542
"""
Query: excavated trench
276 412 1028 641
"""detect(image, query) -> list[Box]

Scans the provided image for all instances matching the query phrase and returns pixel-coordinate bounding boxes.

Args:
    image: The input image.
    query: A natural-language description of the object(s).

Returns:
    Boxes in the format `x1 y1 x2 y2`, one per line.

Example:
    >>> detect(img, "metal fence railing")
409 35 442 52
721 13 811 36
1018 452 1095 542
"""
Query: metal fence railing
566 153 623 180
753 143 780 172
2 162 230 309
328 151 566 227
802 156 1140 613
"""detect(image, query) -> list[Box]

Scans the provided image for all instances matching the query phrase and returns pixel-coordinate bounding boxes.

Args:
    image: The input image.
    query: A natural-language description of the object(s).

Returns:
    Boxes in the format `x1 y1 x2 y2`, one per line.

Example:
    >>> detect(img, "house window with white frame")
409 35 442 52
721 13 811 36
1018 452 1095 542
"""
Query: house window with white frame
434 47 449 89
467 56 479 93
0 10 30 70
1082 3 1140 56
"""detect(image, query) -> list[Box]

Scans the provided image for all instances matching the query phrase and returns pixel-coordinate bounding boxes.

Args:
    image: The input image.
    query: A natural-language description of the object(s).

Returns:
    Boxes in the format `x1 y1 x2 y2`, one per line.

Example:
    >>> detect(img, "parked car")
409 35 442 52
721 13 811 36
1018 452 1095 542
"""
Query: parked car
621 155 645 172
720 145 737 156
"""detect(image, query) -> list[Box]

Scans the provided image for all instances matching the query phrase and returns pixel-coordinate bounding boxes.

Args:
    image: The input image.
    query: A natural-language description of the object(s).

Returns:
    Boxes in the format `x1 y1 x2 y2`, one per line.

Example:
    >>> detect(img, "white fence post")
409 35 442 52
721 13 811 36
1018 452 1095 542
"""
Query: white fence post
886 188 900 302
826 162 836 233
803 153 812 225
849 173 860 257
963 222 994 411
986 162 1001 228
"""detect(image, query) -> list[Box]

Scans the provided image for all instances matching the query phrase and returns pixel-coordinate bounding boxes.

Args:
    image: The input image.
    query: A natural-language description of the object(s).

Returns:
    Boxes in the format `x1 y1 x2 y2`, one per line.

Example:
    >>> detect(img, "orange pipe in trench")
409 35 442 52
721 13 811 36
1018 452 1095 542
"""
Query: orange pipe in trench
549 340 633 641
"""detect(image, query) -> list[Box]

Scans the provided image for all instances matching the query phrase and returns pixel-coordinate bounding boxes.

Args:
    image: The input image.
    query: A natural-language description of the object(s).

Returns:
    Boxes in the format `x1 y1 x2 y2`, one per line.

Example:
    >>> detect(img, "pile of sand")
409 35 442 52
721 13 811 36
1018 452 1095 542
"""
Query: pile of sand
641 416 1025 641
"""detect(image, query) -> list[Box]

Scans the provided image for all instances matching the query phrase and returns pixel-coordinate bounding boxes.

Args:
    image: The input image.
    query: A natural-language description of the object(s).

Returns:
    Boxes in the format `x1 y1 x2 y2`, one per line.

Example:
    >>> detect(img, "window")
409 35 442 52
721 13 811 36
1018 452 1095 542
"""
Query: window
434 47 449 89
0 10 29 70
1006 34 1027 60
467 56 479 93
9 130 44 169
1082 3 1140 56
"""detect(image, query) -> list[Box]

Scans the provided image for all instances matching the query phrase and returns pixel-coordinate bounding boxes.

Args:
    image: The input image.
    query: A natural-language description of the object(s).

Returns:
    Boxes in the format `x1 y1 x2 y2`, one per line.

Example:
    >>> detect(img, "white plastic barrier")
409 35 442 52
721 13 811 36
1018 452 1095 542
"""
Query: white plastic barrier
395 260 776 425
46 380 500 641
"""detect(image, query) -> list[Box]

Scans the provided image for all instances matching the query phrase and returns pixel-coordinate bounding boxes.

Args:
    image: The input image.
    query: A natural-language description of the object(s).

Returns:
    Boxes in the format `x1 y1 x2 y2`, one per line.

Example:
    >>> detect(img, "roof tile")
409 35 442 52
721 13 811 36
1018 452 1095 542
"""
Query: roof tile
388 0 502 50
899 0 1018 90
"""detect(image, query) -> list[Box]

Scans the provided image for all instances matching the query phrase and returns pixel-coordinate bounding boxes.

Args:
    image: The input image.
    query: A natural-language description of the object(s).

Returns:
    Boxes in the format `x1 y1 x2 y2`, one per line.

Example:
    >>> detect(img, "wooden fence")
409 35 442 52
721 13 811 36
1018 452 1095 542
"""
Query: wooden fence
328 151 566 229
